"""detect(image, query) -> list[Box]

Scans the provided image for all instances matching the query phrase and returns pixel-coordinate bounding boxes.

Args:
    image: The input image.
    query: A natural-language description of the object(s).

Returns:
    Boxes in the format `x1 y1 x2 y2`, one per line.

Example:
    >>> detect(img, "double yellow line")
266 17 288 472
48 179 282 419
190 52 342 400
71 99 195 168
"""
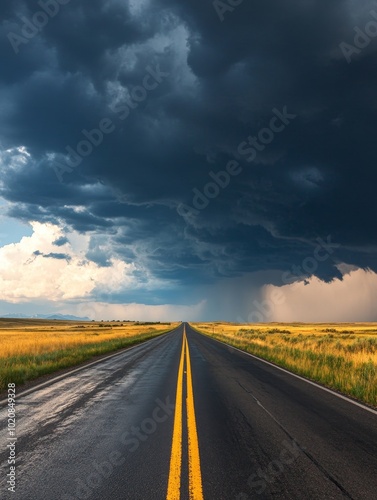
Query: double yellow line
166 327 204 500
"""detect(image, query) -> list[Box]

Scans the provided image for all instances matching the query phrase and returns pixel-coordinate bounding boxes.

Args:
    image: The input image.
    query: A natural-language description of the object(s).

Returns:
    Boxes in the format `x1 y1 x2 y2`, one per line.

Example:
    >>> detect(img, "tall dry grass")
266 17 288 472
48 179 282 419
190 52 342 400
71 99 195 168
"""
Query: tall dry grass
194 322 377 407
0 319 177 392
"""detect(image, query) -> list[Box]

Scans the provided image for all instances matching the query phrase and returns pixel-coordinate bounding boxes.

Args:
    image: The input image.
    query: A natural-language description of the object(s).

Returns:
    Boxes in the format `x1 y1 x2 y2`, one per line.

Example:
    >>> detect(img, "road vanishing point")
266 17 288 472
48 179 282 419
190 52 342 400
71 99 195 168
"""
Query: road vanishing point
1 323 376 499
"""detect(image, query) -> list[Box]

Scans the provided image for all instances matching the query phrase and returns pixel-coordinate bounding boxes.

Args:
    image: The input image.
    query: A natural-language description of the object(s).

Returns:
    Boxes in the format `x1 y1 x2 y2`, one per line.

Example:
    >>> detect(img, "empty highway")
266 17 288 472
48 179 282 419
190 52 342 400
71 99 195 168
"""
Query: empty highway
1 323 376 499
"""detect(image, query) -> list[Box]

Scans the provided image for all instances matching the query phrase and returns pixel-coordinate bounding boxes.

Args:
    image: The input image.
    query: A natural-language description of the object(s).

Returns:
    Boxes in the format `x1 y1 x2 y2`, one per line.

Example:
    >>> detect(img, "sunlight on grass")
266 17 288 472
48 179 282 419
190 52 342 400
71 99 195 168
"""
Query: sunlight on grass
0 319 178 392
193 322 377 408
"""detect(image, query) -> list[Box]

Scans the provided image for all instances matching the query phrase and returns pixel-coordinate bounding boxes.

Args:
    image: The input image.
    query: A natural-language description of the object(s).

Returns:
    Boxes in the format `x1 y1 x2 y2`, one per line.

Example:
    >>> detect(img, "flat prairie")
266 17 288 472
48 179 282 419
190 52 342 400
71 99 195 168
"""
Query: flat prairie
193 322 377 408
0 318 178 392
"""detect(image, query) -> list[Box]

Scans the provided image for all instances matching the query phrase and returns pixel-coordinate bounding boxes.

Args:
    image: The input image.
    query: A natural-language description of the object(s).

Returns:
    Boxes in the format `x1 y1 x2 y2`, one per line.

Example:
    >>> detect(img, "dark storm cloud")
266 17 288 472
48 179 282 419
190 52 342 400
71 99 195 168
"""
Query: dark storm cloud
44 252 71 260
53 236 69 246
1 0 377 295
33 250 71 260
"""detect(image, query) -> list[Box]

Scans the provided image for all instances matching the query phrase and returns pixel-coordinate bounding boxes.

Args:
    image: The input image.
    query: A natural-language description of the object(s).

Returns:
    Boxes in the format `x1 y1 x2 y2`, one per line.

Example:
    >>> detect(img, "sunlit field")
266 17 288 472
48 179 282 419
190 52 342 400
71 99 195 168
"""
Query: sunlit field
0 319 178 392
193 322 377 408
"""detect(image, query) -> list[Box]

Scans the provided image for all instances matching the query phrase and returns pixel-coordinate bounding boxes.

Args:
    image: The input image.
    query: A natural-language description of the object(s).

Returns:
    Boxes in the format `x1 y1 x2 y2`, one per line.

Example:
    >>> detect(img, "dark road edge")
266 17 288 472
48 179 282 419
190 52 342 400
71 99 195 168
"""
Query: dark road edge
190 324 377 416
0 324 182 406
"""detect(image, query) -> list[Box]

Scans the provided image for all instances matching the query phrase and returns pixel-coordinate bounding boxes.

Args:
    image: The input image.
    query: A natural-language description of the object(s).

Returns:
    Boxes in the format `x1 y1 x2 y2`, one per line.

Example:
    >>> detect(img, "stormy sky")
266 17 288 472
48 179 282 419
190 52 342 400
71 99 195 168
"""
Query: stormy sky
0 0 376 321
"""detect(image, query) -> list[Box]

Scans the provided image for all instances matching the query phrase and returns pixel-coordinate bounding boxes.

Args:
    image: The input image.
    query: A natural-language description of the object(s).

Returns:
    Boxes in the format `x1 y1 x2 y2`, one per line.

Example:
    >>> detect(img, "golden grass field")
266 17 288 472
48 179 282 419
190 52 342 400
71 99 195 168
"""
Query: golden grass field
0 318 178 393
193 322 377 408
2 319 377 408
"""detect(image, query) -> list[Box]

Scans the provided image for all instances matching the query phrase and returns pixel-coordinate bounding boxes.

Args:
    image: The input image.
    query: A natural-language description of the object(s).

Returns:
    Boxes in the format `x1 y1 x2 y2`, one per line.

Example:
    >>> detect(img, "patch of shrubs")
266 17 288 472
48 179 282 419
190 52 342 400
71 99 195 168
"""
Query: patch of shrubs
267 328 291 334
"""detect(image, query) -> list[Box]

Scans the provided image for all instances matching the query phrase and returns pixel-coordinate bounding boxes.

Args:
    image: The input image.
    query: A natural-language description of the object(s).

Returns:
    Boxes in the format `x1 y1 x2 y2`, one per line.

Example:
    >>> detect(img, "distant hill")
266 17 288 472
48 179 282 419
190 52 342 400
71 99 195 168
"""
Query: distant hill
1 313 91 321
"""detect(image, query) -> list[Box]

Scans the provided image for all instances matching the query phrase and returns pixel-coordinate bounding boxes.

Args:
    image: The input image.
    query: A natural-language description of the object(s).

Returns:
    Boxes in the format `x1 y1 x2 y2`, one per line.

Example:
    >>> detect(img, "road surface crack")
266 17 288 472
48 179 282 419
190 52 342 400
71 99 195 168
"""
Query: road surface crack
236 381 355 499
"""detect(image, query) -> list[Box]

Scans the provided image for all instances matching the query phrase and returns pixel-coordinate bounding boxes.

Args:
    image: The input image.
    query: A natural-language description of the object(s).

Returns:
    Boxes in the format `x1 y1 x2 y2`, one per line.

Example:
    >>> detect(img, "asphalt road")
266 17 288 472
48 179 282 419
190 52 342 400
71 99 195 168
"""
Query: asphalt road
1 323 376 499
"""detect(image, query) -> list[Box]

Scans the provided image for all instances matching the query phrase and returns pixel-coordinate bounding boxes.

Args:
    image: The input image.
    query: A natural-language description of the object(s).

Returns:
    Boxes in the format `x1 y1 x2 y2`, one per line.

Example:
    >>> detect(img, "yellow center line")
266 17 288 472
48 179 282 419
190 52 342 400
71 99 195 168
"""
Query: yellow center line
166 332 185 500
185 332 204 500
166 326 204 500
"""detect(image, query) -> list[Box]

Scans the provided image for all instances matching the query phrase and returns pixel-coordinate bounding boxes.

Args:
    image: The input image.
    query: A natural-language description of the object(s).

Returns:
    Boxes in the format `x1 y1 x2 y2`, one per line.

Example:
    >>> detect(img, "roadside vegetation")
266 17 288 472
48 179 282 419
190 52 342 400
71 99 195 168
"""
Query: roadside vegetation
0 319 177 392
193 322 377 408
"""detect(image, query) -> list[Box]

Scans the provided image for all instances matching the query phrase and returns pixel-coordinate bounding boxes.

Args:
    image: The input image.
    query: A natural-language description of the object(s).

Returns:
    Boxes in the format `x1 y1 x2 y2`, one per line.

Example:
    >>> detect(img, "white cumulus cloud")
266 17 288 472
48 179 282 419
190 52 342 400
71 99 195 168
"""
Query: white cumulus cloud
0 221 136 302
263 268 377 322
